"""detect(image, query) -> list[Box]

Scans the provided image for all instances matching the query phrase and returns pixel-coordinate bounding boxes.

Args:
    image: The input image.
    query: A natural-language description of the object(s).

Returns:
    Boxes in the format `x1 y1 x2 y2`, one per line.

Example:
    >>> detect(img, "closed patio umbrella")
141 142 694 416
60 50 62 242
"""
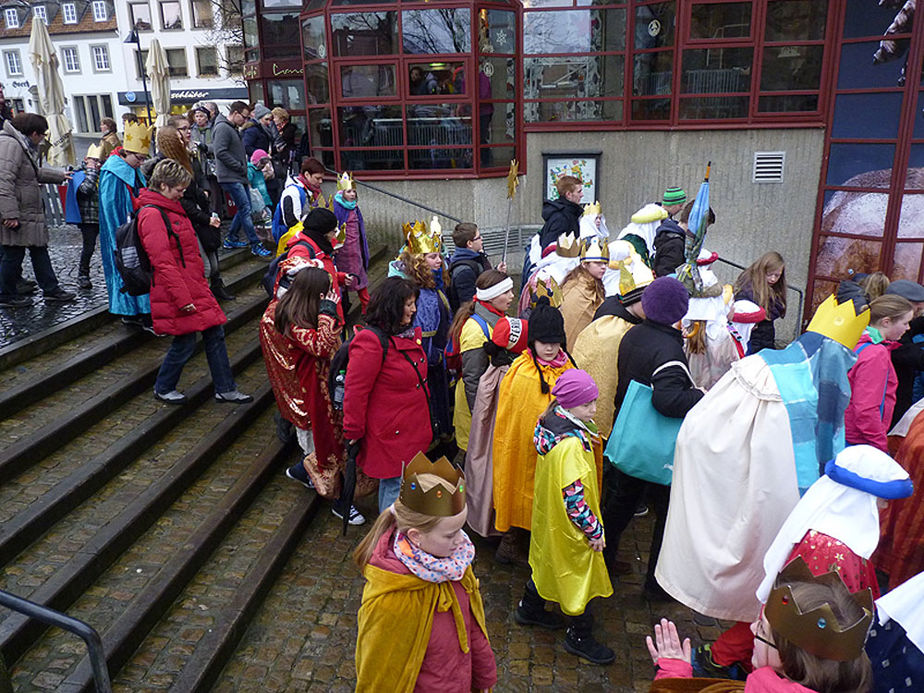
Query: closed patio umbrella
28 17 76 167
146 39 171 128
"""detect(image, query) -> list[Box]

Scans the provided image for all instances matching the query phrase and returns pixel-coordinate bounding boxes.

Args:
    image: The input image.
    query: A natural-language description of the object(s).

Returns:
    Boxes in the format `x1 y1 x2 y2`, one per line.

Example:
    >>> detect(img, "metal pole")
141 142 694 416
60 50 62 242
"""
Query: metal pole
135 34 152 125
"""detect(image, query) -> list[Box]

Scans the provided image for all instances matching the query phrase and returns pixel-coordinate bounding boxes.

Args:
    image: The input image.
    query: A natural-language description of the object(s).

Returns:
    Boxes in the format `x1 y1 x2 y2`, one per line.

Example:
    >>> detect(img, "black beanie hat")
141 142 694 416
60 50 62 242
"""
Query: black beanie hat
303 207 337 234
528 298 567 349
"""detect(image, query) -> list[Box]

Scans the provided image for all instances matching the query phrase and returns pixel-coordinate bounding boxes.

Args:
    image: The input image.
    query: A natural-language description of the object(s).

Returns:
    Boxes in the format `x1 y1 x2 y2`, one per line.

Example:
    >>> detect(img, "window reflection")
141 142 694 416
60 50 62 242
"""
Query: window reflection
679 95 748 119
331 12 398 56
633 51 673 96
308 108 333 148
480 58 516 99
306 63 330 104
338 104 404 148
409 63 466 96
635 3 674 50
524 9 625 54
342 64 396 98
479 9 516 54
268 80 305 110
302 15 325 60
765 0 827 42
689 2 750 40
402 9 471 54
760 45 823 91
681 48 752 93
527 100 622 123
409 148 473 170
261 14 301 59
525 55 624 100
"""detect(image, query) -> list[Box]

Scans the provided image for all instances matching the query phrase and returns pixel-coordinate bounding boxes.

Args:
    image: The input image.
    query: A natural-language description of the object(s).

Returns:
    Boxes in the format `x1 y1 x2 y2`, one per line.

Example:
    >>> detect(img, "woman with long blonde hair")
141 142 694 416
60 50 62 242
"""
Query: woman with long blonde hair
734 251 787 354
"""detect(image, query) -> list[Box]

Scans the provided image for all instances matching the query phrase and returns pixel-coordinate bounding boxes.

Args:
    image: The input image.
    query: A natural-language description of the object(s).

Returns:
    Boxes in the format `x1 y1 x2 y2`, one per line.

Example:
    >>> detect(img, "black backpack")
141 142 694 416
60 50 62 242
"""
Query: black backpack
114 204 182 296
327 325 389 410
262 239 316 297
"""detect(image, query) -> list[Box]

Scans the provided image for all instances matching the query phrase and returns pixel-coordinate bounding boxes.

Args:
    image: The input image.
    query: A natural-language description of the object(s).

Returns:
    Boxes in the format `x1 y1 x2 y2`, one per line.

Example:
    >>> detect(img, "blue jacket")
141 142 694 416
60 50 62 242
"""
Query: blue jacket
447 247 491 310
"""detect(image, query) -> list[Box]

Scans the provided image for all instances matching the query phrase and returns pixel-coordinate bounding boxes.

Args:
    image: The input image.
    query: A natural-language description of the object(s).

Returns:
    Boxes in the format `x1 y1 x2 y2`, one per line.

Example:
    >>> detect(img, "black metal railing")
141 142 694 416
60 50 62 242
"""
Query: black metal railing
0 590 111 693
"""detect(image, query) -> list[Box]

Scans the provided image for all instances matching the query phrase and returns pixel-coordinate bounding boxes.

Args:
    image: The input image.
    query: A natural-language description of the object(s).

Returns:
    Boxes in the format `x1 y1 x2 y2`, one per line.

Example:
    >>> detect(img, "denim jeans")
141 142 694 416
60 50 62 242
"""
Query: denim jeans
154 324 236 395
377 475 402 513
0 244 59 297
219 182 259 245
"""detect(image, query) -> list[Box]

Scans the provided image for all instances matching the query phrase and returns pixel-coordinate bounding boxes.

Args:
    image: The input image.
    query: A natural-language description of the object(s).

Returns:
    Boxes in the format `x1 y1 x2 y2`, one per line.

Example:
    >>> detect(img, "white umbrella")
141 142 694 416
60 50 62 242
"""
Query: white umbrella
146 39 171 128
28 17 76 166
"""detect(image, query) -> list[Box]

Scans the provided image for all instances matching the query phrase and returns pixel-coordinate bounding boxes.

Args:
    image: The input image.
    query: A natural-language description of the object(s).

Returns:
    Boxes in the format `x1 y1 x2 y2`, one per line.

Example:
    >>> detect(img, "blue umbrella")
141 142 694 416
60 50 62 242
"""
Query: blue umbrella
678 162 711 292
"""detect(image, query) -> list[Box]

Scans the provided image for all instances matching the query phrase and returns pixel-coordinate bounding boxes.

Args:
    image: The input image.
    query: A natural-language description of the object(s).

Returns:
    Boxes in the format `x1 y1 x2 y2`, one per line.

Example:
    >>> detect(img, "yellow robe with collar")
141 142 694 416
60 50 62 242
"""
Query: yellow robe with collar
355 563 489 693
560 270 605 349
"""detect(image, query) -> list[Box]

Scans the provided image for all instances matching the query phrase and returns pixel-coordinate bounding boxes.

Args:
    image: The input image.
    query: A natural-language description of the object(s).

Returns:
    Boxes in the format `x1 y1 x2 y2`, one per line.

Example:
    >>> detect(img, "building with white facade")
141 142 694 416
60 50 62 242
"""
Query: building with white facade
0 0 247 146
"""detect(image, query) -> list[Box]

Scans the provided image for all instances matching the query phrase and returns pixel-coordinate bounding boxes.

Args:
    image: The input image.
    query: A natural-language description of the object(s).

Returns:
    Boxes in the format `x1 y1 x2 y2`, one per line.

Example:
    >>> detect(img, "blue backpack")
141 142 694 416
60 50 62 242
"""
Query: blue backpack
271 183 307 242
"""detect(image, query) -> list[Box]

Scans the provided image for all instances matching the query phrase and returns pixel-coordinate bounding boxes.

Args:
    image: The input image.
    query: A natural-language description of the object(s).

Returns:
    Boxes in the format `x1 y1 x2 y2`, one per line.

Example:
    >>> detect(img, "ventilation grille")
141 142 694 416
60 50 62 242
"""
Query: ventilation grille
753 151 785 183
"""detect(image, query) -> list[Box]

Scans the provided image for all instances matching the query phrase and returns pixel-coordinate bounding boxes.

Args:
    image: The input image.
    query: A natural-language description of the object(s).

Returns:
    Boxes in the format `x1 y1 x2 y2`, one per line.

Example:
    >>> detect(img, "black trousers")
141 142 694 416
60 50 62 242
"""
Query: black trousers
78 222 99 276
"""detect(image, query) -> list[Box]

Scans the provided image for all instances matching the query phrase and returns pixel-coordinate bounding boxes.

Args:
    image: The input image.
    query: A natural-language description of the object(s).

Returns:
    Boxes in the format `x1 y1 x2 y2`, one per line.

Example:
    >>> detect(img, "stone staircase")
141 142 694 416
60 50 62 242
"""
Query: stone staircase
0 244 390 692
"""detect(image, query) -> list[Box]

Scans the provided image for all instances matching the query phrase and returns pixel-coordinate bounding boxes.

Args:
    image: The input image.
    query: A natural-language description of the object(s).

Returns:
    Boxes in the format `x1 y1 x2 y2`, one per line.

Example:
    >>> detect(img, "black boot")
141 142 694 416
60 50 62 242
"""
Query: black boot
514 578 564 629
564 610 614 665
211 276 235 301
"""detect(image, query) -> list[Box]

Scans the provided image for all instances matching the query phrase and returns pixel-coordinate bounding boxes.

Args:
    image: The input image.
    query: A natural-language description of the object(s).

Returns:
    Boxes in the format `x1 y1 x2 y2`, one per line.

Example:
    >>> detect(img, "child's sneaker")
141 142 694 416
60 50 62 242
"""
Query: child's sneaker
223 238 248 249
285 462 315 490
332 504 366 526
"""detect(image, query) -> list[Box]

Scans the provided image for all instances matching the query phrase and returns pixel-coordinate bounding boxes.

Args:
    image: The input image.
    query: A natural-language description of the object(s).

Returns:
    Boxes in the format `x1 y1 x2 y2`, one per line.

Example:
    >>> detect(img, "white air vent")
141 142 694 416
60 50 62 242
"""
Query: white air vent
753 151 785 183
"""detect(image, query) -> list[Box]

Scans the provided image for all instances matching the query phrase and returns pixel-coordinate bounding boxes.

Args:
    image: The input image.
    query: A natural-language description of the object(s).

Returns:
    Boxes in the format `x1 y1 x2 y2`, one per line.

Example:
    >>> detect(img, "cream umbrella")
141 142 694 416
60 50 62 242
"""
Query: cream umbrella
146 39 171 128
27 16 76 166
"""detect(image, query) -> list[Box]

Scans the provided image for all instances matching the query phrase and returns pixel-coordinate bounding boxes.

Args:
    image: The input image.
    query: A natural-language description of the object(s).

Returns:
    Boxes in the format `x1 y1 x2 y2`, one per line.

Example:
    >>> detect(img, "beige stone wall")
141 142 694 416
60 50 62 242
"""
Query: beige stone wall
344 127 825 340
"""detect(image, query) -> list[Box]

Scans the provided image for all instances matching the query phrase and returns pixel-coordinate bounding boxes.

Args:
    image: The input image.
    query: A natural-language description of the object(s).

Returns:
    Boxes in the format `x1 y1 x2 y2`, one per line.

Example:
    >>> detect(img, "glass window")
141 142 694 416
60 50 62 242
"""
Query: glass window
130 3 152 30
33 6 47 25
757 94 818 112
62 47 81 73
838 41 903 90
338 104 403 146
480 57 516 99
764 0 827 41
196 46 218 76
525 55 624 99
331 12 398 57
480 102 516 143
480 9 516 54
135 49 150 78
88 96 101 131
631 97 670 120
263 0 301 7
826 143 896 188
402 9 471 54
759 45 823 92
268 79 305 110
308 108 333 148
302 15 326 60
166 48 188 77
831 92 902 139
679 95 748 119
241 0 256 15
525 9 626 54
62 3 78 24
92 1 107 21
341 64 396 98
243 17 258 48
526 99 622 123
92 45 110 72
4 8 18 29
689 2 750 40
73 96 88 132
261 12 303 59
633 50 673 95
408 63 467 96
101 94 113 118
227 45 244 74
681 47 752 93
307 63 330 104
635 3 675 50
160 1 182 29
4 50 23 77
190 0 214 28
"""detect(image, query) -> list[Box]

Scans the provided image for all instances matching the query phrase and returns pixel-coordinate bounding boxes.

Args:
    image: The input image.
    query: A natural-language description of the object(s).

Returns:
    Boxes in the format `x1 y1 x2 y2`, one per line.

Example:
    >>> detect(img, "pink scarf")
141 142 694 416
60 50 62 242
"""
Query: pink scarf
393 531 475 583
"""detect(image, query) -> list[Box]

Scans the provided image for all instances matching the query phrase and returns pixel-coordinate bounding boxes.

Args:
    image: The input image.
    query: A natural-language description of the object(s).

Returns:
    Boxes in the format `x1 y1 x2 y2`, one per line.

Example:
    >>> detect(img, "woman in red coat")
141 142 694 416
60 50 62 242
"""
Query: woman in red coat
343 277 432 512
139 159 252 404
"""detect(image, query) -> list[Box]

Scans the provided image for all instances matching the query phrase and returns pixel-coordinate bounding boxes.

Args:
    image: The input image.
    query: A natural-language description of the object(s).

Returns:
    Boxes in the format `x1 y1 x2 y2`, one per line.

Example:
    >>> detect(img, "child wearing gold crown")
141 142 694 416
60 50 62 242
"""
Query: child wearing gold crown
559 235 608 347
64 143 104 290
353 452 497 692
331 172 370 314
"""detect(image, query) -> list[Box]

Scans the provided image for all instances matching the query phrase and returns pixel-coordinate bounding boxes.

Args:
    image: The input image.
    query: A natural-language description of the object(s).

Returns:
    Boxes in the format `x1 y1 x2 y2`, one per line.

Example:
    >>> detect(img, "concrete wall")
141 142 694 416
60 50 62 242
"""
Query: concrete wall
346 127 826 339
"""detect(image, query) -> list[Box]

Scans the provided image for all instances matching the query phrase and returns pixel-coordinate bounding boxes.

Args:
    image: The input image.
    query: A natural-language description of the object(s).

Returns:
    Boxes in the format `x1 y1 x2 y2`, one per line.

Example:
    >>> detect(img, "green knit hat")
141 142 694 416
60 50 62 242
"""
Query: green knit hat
662 187 687 206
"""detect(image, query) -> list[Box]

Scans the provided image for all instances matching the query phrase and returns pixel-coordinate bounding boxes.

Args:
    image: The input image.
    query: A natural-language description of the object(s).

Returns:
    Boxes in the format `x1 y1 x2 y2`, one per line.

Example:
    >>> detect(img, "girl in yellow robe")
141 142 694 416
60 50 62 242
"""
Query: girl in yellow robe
515 369 613 665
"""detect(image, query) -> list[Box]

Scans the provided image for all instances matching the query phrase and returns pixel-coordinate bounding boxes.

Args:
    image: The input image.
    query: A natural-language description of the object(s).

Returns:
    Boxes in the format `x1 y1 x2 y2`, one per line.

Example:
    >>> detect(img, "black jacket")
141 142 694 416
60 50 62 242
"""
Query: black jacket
241 119 271 157
538 197 582 249
891 314 924 426
652 218 686 278
448 248 492 312
614 320 703 419
593 296 644 323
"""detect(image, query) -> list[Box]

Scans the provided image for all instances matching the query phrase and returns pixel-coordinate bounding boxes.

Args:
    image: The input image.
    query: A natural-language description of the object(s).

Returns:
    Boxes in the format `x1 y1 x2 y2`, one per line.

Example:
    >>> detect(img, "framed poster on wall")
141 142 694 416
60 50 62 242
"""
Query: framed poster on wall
543 152 601 202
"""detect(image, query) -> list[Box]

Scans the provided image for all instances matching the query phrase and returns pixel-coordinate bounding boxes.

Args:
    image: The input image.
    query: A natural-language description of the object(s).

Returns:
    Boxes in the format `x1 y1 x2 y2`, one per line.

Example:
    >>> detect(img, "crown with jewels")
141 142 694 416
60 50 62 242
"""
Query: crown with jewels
765 557 873 662
580 236 609 263
532 271 563 308
399 451 466 517
122 122 153 155
806 294 870 349
403 219 442 255
556 232 581 258
582 200 602 217
85 143 104 160
337 171 354 192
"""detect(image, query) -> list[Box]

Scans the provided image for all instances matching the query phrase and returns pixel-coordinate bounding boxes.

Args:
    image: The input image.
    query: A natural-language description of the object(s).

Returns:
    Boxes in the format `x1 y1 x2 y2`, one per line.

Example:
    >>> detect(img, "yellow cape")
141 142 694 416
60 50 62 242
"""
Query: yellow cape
560 271 605 349
530 435 612 615
355 563 489 693
571 314 637 437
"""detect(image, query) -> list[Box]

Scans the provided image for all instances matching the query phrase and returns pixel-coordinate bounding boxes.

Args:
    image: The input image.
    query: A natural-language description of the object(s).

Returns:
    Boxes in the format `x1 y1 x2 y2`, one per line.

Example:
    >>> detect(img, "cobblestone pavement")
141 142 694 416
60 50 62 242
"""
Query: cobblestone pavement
214 500 727 693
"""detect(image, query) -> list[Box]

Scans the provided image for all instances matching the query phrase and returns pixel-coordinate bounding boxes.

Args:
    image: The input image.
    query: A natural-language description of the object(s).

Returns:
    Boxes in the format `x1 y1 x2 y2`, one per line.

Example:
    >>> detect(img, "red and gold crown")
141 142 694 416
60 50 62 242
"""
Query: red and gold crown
765 557 873 662
399 452 466 517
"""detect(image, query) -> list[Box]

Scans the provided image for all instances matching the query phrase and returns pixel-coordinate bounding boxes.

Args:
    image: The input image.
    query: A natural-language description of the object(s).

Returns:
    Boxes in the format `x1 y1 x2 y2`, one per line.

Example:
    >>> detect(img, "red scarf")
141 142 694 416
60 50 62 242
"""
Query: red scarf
299 174 322 202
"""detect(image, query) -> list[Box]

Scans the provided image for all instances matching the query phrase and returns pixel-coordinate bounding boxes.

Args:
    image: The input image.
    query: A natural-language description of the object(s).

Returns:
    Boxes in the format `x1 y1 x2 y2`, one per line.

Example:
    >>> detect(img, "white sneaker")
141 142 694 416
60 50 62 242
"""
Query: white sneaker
332 505 366 526
154 389 186 404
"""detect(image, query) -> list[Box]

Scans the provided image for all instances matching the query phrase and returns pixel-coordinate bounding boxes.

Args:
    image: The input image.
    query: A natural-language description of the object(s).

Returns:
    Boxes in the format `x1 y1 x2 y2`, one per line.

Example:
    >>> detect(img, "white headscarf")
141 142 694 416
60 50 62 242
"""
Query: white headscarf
756 445 913 603
616 203 666 257
876 570 924 653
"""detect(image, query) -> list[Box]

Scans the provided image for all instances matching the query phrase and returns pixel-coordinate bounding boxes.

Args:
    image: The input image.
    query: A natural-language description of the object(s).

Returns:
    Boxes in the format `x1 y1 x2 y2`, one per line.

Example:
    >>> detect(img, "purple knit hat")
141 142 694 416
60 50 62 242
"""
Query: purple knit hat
641 276 689 326
552 369 599 409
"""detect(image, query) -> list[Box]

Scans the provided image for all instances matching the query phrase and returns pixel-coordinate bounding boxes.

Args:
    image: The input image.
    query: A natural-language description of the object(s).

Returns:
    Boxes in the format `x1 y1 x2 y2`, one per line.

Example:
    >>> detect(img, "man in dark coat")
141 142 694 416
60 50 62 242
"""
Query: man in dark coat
538 175 584 250
652 186 687 277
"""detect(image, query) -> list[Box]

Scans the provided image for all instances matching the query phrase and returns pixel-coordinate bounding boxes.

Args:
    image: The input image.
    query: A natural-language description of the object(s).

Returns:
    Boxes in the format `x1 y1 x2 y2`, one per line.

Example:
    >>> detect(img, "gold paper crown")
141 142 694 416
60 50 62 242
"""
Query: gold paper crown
399 451 466 517
765 557 873 662
122 122 153 155
608 242 653 296
533 273 563 309
403 220 442 254
582 201 602 217
333 221 346 249
806 294 870 349
85 143 104 160
580 236 610 263
337 171 354 191
556 233 581 258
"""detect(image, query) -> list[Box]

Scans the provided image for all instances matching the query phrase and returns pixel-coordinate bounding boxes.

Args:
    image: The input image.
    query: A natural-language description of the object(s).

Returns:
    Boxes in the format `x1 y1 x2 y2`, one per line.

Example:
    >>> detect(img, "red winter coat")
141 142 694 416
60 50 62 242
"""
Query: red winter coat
342 326 431 479
285 231 349 322
845 331 900 452
136 189 226 336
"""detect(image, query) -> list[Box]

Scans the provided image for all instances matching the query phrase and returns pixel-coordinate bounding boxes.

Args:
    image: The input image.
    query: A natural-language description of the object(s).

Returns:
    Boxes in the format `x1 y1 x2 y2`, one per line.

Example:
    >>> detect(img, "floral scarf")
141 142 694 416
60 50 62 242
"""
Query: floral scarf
534 348 569 368
394 530 475 583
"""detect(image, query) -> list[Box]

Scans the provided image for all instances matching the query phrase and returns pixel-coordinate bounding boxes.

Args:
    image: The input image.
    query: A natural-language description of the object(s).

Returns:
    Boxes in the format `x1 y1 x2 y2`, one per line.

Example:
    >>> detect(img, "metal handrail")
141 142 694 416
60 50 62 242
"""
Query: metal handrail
0 589 111 693
323 167 463 224
715 256 804 344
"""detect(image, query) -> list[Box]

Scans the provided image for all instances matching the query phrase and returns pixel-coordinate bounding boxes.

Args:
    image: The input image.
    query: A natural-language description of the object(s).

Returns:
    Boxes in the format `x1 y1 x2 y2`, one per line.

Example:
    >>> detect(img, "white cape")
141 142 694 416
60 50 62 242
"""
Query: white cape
655 354 801 622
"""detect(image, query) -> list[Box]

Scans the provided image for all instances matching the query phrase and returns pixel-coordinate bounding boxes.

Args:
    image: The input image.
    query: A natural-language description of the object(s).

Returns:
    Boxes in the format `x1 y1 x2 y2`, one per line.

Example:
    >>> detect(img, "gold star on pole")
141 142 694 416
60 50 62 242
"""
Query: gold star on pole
506 159 520 200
